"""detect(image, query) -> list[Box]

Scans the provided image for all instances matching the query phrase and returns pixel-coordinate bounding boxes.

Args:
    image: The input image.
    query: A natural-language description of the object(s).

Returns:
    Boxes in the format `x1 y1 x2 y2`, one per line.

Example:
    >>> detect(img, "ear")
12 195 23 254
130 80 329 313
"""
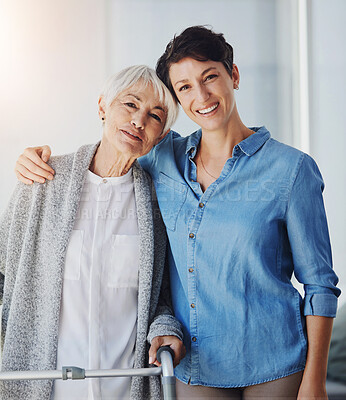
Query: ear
155 128 170 145
98 96 107 121
232 64 240 88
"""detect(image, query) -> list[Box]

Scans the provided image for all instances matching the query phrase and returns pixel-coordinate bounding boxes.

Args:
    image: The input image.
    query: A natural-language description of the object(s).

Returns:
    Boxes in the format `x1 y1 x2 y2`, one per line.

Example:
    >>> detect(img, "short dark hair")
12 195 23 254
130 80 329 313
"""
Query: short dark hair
156 26 234 102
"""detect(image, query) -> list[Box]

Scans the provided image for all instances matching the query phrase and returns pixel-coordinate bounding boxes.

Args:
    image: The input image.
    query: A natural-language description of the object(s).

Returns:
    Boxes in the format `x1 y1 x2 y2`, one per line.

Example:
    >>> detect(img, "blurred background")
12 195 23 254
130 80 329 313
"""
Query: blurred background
0 0 345 304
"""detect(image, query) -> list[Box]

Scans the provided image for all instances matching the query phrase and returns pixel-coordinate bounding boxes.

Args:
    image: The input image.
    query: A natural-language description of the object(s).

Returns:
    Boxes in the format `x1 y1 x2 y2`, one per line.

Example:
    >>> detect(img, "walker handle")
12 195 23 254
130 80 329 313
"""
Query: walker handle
156 346 176 400
156 346 175 364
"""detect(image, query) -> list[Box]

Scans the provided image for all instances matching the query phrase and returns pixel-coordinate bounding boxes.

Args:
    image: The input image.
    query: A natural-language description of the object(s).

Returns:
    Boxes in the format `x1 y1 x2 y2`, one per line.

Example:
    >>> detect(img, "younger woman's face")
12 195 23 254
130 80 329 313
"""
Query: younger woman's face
169 57 239 134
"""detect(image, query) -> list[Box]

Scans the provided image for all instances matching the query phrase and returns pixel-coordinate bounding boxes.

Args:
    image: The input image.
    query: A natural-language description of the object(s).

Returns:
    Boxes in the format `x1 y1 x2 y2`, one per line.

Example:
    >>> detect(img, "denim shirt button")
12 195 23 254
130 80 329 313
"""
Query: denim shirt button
199 202 204 208
192 337 197 342
189 233 195 239
191 303 195 308
188 268 194 273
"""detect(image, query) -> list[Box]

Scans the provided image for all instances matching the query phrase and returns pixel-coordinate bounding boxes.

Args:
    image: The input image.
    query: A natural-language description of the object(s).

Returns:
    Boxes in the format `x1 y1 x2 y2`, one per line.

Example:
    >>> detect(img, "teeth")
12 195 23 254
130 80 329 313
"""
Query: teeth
124 130 140 139
198 103 218 114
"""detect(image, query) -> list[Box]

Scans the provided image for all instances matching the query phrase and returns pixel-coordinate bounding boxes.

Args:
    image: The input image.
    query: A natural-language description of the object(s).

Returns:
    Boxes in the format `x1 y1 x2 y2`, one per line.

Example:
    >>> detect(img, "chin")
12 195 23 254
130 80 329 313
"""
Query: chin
198 121 225 132
118 140 142 154
193 114 226 131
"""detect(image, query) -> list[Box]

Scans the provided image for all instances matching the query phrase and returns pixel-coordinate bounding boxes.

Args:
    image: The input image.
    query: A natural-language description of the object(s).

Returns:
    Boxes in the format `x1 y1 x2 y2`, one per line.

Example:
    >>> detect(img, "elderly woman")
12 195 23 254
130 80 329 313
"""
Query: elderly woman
13 26 340 399
0 65 185 400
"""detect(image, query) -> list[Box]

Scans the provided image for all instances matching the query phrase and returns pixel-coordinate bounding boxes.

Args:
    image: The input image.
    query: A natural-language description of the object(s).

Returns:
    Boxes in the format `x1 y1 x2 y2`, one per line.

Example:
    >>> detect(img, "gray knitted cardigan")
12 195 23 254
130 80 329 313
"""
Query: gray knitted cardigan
0 143 182 400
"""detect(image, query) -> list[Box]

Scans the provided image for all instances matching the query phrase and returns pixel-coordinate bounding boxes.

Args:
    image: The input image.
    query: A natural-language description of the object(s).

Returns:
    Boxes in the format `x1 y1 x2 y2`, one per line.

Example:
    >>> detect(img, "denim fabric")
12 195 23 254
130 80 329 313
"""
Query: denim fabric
139 126 340 387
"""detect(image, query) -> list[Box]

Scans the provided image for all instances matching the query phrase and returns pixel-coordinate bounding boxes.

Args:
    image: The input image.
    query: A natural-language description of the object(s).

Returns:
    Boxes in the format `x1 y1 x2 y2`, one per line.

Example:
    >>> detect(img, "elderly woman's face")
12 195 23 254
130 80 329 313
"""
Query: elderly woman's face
99 82 167 158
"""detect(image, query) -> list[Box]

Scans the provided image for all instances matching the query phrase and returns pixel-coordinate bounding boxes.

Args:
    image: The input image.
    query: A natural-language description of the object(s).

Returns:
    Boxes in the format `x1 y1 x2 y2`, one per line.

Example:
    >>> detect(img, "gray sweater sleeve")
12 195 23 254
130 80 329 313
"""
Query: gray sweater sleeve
147 259 183 343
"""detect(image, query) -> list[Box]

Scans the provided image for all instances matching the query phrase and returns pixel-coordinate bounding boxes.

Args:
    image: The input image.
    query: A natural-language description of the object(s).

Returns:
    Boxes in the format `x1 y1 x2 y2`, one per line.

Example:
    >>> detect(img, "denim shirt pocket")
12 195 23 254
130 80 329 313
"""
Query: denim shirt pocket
154 172 188 231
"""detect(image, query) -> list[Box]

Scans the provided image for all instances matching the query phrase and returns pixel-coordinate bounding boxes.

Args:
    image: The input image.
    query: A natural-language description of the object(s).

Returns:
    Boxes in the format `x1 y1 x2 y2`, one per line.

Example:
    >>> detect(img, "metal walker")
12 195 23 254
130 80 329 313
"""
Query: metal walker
0 346 176 399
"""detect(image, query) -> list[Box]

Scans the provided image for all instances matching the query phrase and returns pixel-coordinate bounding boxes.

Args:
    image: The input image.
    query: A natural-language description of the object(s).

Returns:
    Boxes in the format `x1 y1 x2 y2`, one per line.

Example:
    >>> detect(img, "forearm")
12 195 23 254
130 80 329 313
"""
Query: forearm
305 315 333 378
298 315 334 399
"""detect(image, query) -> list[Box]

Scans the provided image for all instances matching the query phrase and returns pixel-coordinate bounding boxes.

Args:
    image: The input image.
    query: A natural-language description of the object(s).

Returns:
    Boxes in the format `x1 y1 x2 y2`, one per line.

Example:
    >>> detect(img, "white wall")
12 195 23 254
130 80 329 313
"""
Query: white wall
309 0 346 304
0 0 107 204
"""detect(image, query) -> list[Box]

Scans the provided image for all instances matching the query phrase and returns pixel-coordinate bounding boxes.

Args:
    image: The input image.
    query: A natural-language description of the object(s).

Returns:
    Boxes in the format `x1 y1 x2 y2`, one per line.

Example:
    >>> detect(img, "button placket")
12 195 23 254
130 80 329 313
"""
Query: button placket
186 216 198 373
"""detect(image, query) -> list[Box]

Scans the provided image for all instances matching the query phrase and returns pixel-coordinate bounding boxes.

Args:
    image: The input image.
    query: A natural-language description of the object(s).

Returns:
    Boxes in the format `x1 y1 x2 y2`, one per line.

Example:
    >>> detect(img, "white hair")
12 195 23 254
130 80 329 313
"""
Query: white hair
101 65 179 134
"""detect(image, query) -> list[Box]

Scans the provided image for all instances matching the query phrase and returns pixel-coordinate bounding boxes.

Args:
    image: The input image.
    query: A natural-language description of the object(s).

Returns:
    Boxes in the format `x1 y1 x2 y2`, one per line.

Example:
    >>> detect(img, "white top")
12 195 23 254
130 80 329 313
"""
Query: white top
52 169 140 400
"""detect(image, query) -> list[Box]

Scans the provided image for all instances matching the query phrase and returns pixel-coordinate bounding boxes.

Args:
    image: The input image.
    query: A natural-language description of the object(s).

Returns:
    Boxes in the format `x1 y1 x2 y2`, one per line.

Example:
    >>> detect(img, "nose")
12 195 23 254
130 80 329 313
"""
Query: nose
131 110 145 130
195 84 210 103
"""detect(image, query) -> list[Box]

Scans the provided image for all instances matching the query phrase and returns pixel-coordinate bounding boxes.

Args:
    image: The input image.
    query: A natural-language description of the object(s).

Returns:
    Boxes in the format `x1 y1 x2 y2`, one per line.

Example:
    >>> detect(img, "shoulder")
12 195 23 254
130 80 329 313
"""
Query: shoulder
265 137 304 160
132 160 152 188
48 143 99 176
156 129 195 151
15 142 99 202
259 137 324 196
139 129 198 180
48 152 75 175
139 130 192 167
272 139 320 172
262 137 319 177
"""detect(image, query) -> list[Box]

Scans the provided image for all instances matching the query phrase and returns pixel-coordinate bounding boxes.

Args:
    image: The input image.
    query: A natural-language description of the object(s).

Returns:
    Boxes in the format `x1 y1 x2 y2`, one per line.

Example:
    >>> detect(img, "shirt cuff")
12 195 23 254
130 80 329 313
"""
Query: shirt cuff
304 293 338 317
147 314 183 344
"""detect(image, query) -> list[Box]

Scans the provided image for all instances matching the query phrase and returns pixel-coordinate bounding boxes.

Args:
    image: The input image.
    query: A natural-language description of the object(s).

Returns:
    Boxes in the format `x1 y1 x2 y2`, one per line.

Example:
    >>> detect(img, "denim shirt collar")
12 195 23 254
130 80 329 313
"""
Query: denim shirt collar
185 126 271 157
185 129 202 157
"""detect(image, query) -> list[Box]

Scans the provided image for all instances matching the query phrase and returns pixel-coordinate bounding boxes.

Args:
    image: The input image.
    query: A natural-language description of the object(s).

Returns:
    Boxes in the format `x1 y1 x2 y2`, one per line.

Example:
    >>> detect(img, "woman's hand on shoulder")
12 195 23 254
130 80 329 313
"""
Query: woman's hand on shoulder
14 145 55 184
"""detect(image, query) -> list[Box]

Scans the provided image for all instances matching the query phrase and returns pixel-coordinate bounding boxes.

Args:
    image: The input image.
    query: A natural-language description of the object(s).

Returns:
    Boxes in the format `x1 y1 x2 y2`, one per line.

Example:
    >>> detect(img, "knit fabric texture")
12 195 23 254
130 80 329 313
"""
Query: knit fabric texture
0 143 182 400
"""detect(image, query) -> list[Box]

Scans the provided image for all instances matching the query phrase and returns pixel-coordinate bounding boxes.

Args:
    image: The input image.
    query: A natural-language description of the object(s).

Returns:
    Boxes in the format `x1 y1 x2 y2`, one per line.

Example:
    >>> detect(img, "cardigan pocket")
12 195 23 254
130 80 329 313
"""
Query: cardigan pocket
108 234 140 288
64 229 84 280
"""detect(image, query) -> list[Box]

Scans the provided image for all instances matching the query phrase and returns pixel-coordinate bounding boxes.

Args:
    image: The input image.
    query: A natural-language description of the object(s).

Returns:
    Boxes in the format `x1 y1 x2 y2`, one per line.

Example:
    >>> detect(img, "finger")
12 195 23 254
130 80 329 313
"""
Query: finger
15 162 46 184
14 169 33 185
17 155 54 181
148 337 163 365
167 340 186 367
22 147 55 175
37 145 52 163
169 343 181 367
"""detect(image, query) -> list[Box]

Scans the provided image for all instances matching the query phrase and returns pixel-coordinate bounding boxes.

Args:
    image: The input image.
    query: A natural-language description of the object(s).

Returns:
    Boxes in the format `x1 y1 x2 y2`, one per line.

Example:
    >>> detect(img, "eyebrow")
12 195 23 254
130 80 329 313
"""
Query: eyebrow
126 93 165 112
173 67 218 87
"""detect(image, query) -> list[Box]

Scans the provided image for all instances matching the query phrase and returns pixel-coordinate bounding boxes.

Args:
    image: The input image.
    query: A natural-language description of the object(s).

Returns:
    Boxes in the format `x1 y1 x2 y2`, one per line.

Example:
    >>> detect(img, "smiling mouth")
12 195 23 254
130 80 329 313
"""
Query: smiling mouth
121 130 142 141
196 103 219 115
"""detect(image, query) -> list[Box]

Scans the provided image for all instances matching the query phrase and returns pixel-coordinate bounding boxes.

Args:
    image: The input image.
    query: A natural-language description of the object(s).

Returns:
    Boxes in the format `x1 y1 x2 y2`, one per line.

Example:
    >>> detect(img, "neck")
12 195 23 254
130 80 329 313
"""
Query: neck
89 140 136 177
200 110 253 160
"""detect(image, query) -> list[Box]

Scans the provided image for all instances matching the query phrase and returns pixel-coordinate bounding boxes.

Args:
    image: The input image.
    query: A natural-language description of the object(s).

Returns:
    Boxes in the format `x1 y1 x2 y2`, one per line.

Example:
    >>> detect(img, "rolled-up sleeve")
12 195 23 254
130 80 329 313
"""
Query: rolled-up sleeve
286 153 340 317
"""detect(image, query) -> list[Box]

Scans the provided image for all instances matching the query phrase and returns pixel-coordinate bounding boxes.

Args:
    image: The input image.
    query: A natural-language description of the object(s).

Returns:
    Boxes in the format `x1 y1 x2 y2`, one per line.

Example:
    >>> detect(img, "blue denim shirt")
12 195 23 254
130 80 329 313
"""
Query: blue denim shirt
139 126 340 387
